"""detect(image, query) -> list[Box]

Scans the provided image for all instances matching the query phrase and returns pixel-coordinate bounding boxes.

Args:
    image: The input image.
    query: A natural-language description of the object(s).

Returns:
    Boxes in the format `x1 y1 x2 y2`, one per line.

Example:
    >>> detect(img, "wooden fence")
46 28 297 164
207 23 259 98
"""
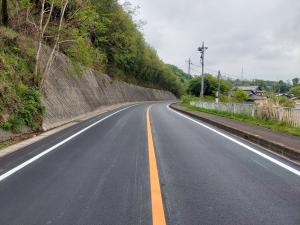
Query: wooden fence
191 102 300 127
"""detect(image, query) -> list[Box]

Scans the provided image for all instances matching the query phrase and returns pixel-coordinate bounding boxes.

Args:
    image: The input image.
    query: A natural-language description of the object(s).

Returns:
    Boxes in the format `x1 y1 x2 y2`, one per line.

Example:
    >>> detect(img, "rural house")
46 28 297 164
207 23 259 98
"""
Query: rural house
237 86 267 102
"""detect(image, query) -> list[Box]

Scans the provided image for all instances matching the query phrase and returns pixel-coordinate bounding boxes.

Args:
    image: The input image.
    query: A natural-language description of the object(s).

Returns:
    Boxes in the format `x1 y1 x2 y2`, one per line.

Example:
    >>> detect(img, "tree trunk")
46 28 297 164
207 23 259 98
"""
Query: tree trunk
1 0 9 26
34 0 46 85
40 0 69 89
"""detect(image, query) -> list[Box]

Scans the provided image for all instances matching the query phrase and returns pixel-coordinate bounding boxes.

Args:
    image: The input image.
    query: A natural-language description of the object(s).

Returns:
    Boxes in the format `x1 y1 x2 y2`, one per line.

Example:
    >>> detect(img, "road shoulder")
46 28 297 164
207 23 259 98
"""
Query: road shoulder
170 103 300 164
0 102 136 158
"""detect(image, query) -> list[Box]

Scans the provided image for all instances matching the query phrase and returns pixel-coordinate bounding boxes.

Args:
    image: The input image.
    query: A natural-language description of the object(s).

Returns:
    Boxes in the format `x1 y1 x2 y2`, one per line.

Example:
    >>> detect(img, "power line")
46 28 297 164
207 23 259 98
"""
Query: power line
190 62 241 79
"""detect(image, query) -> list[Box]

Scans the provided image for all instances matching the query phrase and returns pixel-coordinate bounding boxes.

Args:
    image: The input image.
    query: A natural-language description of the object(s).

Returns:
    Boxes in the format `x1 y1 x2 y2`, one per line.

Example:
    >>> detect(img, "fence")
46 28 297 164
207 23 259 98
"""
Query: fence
191 101 300 127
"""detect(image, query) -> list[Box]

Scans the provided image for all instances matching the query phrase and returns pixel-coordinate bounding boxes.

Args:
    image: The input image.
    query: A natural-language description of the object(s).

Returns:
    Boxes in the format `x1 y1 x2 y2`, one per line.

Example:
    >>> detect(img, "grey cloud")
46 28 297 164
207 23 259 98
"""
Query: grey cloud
121 0 300 80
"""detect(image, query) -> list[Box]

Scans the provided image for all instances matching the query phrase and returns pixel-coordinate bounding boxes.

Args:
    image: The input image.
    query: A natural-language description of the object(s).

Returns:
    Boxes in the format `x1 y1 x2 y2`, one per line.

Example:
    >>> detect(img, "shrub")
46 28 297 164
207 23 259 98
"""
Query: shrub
268 94 295 108
0 87 44 133
233 89 248 103
181 95 199 104
1 116 24 133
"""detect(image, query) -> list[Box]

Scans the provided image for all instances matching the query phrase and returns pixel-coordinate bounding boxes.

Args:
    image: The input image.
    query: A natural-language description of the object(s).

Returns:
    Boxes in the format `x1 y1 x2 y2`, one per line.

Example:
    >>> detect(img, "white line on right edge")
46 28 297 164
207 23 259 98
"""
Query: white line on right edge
0 104 136 183
167 105 300 177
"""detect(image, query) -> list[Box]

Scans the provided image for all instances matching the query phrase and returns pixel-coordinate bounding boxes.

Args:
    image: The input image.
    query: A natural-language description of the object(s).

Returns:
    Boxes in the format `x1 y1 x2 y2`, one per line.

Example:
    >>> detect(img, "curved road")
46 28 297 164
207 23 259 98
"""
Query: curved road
0 102 299 225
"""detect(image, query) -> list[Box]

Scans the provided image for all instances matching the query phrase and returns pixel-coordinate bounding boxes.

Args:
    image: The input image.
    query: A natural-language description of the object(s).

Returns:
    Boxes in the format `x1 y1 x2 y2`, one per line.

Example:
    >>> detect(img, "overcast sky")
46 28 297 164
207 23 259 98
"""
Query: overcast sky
121 0 300 81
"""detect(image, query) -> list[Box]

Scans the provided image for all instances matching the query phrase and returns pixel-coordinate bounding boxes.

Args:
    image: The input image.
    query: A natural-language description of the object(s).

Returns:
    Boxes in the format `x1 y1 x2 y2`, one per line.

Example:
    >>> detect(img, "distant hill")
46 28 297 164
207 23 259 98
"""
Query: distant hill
167 64 192 83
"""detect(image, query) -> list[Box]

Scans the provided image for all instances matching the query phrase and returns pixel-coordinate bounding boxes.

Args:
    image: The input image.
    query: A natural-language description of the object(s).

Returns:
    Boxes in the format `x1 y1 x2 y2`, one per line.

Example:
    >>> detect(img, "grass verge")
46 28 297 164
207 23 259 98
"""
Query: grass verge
0 139 18 150
182 103 300 137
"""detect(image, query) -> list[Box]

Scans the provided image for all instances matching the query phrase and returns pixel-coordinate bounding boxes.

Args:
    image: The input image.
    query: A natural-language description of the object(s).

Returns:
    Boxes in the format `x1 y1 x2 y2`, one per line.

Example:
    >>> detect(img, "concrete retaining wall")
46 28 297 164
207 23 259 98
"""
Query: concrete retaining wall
41 47 176 130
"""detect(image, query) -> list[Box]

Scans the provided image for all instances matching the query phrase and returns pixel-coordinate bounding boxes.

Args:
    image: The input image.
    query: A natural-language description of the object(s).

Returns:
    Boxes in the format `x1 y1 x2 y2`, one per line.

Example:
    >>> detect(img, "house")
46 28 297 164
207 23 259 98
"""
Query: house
236 86 267 102
276 93 297 100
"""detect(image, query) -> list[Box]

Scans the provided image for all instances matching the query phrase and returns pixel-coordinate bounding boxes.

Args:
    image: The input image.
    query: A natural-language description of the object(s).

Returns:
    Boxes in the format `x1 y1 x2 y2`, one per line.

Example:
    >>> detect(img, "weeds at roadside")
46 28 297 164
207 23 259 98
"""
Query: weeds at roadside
182 103 300 137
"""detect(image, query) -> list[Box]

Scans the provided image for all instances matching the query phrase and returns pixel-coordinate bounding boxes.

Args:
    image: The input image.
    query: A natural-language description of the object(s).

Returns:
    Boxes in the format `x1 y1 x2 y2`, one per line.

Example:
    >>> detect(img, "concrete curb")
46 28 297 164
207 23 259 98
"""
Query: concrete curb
170 103 300 163
0 102 138 158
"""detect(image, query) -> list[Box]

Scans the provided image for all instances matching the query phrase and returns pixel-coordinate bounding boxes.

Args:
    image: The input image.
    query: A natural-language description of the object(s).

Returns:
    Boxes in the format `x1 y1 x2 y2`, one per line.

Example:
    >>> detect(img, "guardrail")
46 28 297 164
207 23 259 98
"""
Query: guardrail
191 102 300 127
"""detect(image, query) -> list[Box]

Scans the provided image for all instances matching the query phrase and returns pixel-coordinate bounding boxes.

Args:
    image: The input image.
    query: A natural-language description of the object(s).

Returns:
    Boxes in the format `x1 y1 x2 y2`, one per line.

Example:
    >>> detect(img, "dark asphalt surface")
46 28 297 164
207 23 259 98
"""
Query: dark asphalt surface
0 102 299 225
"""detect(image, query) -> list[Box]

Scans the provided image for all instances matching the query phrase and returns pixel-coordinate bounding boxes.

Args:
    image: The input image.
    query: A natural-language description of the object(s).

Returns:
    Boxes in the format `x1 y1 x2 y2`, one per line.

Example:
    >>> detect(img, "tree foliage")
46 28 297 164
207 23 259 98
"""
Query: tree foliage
4 0 184 96
187 74 231 97
167 64 192 83
228 78 293 93
292 77 299 86
290 85 300 98
232 89 248 103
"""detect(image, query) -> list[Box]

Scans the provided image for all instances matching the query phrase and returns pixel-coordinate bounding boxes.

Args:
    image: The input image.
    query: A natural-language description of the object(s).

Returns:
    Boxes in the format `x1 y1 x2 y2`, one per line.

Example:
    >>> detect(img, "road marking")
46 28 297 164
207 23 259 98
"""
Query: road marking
168 105 300 177
147 107 167 225
0 105 136 183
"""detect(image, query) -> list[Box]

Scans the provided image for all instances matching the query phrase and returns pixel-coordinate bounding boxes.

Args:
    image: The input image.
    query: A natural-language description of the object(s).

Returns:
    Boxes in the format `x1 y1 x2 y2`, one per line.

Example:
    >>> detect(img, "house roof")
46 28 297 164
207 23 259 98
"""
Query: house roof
249 94 267 100
237 86 261 91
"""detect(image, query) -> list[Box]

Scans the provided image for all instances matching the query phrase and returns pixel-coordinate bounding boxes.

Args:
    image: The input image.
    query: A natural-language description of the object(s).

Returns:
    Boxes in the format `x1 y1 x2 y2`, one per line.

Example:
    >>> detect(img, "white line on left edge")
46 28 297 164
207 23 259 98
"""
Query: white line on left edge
167 105 300 177
0 105 136 183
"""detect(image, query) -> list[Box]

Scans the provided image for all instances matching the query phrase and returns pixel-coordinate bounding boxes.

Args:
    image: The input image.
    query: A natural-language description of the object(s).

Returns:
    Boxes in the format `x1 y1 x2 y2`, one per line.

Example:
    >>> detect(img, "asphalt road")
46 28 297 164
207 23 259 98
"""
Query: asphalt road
0 102 299 225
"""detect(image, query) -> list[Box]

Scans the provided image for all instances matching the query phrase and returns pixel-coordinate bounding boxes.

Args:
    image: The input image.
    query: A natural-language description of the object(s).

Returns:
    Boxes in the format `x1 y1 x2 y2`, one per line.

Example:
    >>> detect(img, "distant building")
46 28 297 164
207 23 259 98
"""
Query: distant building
276 93 297 100
236 86 267 102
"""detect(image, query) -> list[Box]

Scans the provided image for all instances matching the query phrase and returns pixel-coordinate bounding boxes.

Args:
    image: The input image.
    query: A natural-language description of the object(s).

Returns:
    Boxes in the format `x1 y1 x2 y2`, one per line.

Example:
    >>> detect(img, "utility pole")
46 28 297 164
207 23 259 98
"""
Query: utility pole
216 70 221 103
186 58 192 76
198 42 208 99
241 67 244 80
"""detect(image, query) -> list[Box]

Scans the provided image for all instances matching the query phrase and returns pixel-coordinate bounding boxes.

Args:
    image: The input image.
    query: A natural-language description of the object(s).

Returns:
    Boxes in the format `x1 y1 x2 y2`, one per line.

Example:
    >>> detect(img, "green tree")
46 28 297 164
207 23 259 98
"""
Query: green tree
167 64 192 83
274 80 290 93
187 74 231 97
233 88 248 103
3 0 185 97
292 77 299 86
290 85 300 98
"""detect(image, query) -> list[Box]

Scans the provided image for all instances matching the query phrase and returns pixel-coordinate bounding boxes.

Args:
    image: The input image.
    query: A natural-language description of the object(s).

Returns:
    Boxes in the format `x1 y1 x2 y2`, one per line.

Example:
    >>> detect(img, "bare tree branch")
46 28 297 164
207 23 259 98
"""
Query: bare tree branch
58 39 76 44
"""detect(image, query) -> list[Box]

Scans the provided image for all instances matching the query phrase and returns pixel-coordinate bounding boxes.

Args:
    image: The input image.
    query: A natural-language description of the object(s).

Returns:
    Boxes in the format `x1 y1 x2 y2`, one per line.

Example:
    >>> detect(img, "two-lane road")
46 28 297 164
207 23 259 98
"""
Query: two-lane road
0 102 299 225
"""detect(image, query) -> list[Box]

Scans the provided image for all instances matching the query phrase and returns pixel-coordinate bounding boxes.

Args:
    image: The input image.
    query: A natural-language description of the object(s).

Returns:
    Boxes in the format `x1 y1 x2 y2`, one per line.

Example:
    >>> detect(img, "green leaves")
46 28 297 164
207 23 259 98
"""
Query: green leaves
0 87 44 132
187 74 231 97
85 0 184 96
18 0 31 8
233 89 248 103
290 85 300 98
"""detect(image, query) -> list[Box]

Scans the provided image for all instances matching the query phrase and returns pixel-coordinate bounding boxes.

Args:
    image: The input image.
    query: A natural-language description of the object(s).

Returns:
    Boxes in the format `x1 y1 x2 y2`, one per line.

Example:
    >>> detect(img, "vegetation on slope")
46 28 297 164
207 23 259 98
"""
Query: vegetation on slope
0 27 44 132
167 64 192 83
0 0 186 133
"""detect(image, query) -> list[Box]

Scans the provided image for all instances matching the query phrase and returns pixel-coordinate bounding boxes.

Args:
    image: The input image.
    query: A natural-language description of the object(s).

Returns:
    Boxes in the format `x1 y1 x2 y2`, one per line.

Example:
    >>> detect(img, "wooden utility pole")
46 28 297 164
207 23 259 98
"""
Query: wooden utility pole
186 58 192 76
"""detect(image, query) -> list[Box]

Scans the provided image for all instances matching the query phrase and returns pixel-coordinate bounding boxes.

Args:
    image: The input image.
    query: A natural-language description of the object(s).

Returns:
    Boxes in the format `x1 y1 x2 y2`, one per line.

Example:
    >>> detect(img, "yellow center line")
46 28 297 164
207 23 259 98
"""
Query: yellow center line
146 106 167 225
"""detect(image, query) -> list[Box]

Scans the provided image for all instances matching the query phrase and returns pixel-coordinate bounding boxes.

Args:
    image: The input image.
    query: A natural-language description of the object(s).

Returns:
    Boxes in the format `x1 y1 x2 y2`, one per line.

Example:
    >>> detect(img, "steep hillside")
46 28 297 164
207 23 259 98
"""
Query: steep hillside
3 0 184 96
0 27 44 133
0 0 182 137
168 64 192 83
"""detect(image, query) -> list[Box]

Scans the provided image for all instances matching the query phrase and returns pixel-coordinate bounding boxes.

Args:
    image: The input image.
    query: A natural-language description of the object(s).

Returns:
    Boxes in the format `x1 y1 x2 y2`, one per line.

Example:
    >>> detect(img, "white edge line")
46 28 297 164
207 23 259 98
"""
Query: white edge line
0 104 136 182
167 105 300 177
